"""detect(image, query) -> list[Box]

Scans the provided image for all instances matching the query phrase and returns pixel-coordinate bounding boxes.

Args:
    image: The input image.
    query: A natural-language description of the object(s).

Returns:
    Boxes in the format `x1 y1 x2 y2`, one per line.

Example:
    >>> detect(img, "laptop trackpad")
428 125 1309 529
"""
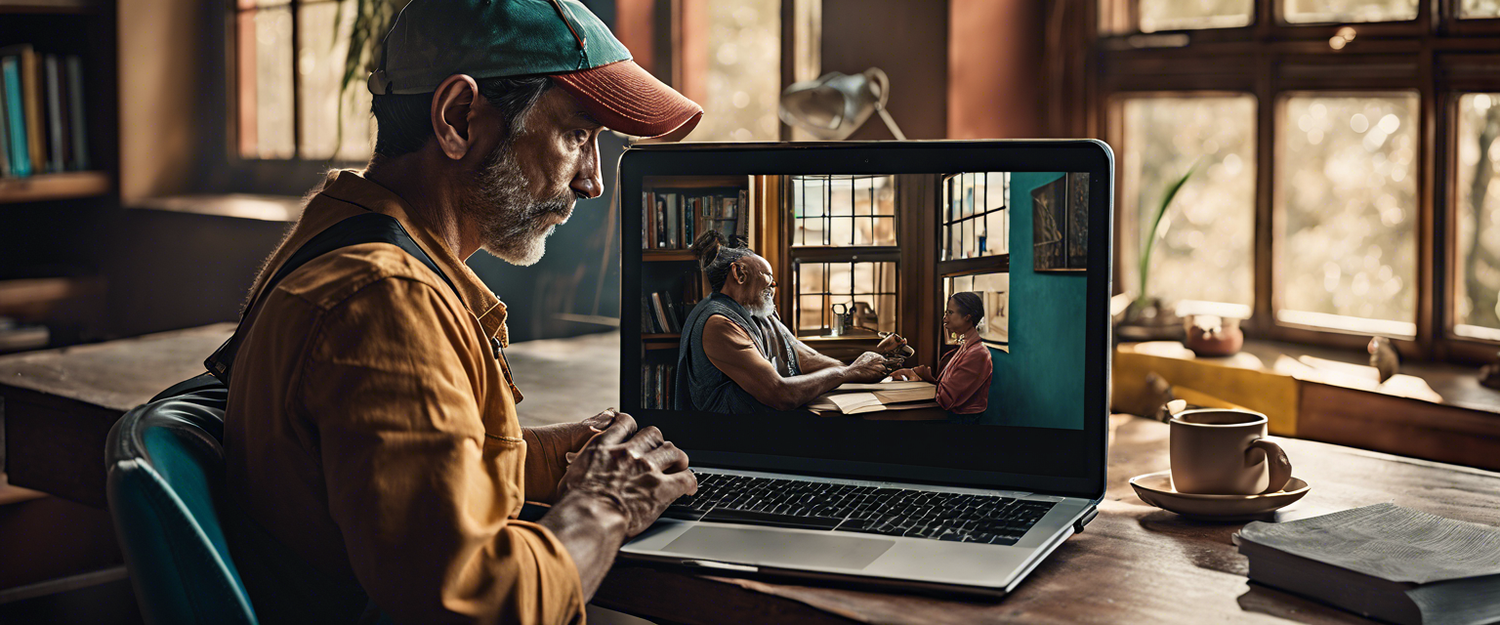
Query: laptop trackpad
662 526 894 570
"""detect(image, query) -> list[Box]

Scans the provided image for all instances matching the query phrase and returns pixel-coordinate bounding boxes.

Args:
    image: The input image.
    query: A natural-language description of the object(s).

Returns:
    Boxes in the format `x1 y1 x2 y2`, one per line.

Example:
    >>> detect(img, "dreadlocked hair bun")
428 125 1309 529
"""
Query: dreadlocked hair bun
692 229 756 292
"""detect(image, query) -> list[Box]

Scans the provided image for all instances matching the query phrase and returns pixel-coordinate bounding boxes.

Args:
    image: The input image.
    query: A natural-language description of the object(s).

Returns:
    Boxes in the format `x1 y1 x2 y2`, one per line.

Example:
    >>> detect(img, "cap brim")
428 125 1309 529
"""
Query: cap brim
552 60 703 141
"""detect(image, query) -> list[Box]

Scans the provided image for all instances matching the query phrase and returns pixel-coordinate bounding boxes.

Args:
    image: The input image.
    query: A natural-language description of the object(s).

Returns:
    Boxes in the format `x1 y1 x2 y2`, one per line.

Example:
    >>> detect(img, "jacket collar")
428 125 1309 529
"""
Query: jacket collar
318 170 512 346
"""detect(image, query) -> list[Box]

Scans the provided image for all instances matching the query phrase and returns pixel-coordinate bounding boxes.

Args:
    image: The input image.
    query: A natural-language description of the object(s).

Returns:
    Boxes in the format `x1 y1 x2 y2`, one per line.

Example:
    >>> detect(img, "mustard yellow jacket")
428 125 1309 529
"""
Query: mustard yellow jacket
224 170 583 624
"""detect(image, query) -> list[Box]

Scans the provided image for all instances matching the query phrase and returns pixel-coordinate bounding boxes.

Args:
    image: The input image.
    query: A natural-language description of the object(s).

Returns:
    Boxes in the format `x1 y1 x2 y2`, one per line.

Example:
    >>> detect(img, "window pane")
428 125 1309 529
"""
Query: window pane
794 261 897 334
240 5 295 158
1121 96 1255 308
941 172 1010 260
1283 0 1417 24
298 0 374 161
684 0 780 141
1460 0 1500 18
1277 93 1418 334
1139 0 1253 32
1454 94 1500 340
791 176 897 247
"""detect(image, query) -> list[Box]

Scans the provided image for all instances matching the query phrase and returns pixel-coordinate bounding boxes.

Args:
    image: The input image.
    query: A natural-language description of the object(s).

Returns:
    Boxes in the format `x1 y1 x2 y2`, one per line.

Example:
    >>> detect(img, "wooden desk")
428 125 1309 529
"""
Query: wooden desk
4 328 1499 623
596 415 1500 624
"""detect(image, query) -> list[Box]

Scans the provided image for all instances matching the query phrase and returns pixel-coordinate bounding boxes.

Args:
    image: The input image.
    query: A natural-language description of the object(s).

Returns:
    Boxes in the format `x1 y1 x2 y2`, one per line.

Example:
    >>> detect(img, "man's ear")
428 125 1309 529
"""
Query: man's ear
731 262 747 284
430 74 481 161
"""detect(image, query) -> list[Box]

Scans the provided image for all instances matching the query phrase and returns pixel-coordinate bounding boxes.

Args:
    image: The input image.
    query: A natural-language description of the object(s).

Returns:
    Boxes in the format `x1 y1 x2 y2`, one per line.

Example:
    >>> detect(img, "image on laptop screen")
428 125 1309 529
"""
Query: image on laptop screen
632 170 1088 432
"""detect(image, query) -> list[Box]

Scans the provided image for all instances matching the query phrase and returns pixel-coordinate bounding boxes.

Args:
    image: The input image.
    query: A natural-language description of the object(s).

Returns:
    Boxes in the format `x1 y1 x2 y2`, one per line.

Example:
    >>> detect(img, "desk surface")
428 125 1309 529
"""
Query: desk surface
4 328 1500 623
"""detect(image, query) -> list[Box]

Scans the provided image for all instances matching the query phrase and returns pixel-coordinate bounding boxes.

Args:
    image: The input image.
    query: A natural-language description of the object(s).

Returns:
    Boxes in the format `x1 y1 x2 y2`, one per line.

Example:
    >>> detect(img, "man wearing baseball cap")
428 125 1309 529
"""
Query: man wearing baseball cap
222 1 701 622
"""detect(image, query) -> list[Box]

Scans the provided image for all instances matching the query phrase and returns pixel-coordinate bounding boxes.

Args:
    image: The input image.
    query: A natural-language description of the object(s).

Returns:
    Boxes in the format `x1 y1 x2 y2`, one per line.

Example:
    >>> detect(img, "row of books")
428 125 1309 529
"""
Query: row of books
641 362 676 410
1 45 90 179
642 291 697 334
643 187 747 250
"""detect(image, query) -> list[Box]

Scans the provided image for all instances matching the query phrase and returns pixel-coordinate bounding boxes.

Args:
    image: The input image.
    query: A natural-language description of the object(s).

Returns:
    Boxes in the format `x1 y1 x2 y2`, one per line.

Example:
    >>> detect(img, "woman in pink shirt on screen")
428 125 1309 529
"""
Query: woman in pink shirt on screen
890 292 993 415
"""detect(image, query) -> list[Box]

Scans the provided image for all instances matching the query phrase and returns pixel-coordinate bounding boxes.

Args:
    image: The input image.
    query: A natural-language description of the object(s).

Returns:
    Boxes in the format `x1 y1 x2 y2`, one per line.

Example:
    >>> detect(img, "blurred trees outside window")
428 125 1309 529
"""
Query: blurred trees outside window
236 0 374 161
1120 96 1255 310
1095 0 1500 359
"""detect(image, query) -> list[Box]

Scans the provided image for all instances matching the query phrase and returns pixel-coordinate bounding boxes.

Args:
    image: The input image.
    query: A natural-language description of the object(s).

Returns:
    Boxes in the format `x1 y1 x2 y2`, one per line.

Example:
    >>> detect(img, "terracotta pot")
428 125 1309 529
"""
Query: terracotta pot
1184 315 1243 357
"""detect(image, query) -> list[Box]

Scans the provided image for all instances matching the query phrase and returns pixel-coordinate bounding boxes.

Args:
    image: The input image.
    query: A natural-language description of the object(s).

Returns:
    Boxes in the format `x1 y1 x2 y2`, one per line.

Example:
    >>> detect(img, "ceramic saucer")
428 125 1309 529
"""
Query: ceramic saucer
1130 471 1310 520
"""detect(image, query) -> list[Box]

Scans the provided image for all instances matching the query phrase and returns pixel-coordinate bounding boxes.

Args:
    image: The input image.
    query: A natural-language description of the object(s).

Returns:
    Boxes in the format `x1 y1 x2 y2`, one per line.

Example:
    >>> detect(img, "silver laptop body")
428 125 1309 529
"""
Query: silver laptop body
616 141 1112 597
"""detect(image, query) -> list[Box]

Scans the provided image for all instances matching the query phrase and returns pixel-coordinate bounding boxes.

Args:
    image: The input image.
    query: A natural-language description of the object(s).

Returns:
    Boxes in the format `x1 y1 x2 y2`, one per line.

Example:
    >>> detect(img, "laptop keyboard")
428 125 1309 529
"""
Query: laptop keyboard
664 472 1057 545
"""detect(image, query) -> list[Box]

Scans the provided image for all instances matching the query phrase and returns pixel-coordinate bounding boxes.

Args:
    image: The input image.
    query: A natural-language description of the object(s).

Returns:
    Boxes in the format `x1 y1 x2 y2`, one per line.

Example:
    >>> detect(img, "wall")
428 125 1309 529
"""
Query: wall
948 0 1046 139
819 0 948 141
118 0 203 202
981 172 1087 429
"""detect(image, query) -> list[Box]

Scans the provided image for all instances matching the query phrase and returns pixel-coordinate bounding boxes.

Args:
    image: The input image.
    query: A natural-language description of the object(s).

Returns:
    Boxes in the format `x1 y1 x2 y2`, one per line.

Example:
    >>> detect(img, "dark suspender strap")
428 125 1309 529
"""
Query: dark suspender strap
204 212 459 386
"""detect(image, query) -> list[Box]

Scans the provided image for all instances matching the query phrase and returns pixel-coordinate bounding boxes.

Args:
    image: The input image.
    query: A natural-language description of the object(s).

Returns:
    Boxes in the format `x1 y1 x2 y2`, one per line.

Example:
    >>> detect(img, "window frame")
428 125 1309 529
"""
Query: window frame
780 174 903 337
935 172 1011 353
1088 0 1500 363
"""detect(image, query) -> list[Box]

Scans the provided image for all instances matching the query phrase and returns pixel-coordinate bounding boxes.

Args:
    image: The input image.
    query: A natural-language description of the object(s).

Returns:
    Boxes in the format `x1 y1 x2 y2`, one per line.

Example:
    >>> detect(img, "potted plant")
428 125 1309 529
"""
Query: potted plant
1116 163 1197 341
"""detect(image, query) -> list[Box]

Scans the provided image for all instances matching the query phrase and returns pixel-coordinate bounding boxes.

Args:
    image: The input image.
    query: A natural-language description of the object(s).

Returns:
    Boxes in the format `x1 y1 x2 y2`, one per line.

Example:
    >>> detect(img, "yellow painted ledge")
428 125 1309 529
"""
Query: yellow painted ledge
1114 343 1300 436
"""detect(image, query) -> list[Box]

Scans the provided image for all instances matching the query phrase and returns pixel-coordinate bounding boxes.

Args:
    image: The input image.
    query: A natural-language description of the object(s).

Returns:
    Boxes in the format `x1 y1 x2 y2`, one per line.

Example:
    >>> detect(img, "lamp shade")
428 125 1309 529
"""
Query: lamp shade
779 68 906 140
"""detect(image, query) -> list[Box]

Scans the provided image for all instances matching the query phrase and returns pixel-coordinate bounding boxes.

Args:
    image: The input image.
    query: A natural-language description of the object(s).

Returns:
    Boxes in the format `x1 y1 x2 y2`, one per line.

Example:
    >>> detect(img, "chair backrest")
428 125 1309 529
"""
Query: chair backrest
105 379 257 625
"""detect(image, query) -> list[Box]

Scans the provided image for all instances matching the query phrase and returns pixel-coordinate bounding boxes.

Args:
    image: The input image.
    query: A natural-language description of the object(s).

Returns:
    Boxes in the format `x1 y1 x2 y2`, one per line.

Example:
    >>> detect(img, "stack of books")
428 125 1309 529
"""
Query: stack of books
808 381 939 415
1236 503 1500 625
1 44 89 179
642 290 700 334
643 188 747 250
641 362 676 410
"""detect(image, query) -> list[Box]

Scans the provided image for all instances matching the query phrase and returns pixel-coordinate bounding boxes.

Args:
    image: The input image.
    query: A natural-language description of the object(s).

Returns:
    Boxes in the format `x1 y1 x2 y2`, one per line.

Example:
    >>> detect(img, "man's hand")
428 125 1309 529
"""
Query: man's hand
843 351 890 383
522 409 619 502
556 412 697 537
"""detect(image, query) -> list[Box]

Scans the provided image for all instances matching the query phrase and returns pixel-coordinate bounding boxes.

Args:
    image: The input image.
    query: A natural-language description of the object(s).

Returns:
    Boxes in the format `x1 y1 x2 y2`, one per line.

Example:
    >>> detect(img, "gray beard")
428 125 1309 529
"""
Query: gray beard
747 288 775 319
461 144 574 266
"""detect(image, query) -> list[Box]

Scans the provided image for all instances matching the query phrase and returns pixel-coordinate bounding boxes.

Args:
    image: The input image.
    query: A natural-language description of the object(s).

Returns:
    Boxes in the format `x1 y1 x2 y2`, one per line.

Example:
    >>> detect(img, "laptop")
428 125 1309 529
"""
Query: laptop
615 140 1112 597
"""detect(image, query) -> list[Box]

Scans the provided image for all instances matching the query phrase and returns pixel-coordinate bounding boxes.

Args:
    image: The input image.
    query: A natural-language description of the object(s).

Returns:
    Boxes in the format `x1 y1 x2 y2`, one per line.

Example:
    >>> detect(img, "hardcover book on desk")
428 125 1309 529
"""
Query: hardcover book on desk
1237 503 1500 625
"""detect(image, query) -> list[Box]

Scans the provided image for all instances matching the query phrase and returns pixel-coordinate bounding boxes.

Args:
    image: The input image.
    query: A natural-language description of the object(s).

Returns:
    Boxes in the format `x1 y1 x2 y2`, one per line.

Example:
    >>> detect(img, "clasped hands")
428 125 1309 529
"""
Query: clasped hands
541 409 697 536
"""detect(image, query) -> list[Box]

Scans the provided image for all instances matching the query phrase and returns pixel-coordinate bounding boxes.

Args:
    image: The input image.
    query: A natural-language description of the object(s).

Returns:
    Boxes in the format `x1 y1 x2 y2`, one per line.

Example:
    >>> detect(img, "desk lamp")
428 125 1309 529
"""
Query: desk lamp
779 68 907 140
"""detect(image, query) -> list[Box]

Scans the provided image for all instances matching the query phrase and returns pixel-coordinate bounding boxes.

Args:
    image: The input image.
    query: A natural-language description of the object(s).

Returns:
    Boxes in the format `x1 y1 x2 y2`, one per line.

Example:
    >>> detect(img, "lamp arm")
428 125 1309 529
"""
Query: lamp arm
875 105 907 141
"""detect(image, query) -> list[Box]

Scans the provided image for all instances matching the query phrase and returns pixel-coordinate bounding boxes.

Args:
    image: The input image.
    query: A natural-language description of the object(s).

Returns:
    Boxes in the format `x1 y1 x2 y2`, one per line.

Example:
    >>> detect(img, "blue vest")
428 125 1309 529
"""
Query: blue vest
675 293 801 414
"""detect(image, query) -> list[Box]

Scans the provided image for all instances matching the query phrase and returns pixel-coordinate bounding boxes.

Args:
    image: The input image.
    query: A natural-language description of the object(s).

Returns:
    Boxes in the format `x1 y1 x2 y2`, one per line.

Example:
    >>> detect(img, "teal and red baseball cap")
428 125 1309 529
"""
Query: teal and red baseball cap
368 0 702 141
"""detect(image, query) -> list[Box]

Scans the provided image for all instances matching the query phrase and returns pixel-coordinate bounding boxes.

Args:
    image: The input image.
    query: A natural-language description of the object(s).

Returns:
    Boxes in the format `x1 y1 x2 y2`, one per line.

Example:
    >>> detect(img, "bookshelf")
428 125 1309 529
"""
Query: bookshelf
0 169 107 203
634 174 756 410
0 0 118 349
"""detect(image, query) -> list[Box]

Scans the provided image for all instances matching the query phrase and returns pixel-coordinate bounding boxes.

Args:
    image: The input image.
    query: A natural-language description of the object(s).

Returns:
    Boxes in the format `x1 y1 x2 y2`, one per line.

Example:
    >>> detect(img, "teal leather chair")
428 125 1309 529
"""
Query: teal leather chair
105 375 258 624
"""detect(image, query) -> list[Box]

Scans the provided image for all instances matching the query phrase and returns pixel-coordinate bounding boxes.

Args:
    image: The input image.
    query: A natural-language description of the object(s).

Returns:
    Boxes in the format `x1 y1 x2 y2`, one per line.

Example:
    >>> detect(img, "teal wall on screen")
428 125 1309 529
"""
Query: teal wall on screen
973 172 1087 429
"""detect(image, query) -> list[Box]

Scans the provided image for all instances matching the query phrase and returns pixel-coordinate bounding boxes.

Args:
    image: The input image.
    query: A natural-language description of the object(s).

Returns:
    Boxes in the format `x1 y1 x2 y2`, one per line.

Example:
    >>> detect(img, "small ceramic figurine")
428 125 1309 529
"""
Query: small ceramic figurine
1479 351 1500 391
1368 336 1400 383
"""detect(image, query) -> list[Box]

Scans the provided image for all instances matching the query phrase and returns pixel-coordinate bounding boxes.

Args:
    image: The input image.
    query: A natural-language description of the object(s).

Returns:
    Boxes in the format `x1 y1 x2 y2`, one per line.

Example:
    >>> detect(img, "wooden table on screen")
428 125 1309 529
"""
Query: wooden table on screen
4 327 1499 623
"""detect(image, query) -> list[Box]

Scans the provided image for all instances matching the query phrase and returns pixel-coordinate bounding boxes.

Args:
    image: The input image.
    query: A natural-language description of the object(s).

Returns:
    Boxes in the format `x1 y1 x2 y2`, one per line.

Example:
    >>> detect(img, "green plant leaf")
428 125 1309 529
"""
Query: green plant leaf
1137 161 1199 302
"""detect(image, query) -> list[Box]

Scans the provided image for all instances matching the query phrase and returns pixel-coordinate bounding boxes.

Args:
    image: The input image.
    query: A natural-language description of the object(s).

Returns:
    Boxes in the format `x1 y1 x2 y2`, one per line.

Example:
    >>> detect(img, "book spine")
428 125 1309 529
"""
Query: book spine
651 292 671 334
655 196 666 248
666 193 678 249
65 56 86 170
640 364 649 410
737 190 749 238
3 58 30 177
642 191 650 249
21 49 44 174
44 55 63 174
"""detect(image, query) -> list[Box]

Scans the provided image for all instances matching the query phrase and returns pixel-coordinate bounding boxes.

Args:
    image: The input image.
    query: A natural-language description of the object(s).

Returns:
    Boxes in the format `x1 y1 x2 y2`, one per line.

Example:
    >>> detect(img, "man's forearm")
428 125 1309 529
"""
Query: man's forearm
752 365 849 411
537 492 629 599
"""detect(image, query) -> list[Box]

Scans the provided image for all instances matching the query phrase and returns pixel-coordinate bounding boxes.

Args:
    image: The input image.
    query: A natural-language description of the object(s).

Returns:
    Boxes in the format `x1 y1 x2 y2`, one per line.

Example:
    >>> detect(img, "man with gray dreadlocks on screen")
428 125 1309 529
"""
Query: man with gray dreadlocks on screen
675 231 903 415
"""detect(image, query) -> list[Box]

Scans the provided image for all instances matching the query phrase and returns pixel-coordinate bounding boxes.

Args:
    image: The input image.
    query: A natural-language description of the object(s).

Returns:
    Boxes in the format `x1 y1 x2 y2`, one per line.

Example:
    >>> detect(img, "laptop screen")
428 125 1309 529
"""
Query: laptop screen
620 142 1111 499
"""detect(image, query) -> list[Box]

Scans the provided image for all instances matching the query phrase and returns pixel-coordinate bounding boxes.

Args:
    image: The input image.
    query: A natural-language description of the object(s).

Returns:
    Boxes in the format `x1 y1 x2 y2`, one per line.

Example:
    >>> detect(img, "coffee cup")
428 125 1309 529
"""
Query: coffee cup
1169 409 1292 495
